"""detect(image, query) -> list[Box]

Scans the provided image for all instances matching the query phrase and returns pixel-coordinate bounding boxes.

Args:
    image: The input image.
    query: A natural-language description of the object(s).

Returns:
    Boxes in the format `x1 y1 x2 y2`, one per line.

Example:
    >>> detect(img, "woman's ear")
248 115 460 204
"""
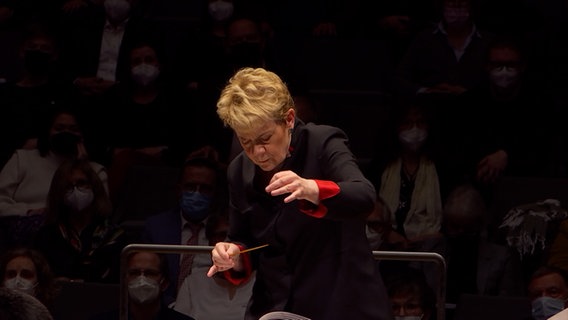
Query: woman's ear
285 108 295 129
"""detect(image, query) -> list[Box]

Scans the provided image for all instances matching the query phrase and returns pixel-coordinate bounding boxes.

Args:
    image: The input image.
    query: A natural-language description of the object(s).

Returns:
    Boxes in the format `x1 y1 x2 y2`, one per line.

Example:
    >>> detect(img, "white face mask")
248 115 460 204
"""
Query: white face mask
208 0 234 22
489 66 520 89
443 7 470 26
131 63 160 87
4 276 38 296
64 187 94 212
128 275 160 304
532 296 566 320
398 126 428 151
104 0 131 23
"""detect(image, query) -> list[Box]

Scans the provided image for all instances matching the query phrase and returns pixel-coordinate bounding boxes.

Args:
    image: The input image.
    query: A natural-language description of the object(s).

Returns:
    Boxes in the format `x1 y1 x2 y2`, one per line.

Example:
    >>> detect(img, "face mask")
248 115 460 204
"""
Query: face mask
24 50 51 75
443 7 470 26
532 296 566 320
50 131 81 156
64 187 94 212
398 126 428 151
128 275 160 304
489 66 520 89
4 276 38 296
131 63 160 87
104 0 130 23
180 191 212 222
208 0 234 22
395 316 423 320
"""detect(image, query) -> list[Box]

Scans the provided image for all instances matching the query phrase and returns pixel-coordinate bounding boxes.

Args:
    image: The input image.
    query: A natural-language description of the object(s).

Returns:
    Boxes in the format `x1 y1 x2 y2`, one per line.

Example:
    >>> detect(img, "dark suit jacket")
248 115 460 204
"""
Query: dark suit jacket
227 120 391 320
60 9 158 84
142 207 182 305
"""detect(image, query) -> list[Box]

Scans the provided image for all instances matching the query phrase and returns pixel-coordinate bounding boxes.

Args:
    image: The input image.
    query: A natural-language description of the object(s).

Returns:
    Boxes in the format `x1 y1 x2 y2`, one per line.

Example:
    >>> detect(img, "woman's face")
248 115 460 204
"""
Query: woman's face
236 110 295 172
3 256 38 284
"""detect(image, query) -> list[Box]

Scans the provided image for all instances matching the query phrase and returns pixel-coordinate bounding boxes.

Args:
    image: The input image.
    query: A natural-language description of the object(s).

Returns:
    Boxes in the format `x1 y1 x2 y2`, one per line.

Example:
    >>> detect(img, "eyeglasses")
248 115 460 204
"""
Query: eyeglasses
127 269 161 279
67 179 92 193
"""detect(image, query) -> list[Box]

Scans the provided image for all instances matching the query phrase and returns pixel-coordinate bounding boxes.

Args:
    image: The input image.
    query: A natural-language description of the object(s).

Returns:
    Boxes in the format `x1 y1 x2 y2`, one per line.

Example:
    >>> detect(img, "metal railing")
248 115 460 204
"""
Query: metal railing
120 244 446 320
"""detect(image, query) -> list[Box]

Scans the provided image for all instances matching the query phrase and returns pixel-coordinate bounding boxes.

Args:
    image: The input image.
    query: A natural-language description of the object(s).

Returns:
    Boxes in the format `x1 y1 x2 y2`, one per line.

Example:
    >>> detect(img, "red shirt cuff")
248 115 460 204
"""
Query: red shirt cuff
223 244 253 285
298 180 339 218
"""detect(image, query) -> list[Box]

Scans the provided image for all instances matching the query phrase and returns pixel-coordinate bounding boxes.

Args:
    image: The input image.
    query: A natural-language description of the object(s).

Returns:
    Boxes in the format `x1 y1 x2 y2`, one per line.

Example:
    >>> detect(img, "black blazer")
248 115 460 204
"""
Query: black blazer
227 120 391 320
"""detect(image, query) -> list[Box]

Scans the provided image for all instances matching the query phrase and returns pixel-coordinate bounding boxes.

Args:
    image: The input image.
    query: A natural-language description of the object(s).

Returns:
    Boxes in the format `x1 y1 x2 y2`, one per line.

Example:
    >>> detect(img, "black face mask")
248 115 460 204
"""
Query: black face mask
24 50 51 75
50 132 80 156
227 42 263 69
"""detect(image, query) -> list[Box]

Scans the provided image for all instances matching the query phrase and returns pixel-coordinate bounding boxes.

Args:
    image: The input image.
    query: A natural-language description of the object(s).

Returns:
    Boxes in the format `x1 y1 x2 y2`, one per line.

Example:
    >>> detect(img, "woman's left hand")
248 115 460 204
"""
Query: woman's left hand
265 170 319 204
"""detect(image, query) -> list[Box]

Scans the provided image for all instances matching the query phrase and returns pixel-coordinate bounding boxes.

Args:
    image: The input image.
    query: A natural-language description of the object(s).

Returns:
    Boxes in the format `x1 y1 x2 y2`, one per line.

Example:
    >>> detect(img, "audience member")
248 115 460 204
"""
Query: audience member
0 108 108 247
174 212 255 320
59 0 156 98
413 184 524 309
141 146 229 305
90 251 194 320
394 0 492 97
367 98 448 251
527 266 568 320
0 23 70 167
360 0 438 63
33 158 125 283
0 287 54 320
459 36 550 186
385 267 436 320
103 40 181 203
0 247 59 313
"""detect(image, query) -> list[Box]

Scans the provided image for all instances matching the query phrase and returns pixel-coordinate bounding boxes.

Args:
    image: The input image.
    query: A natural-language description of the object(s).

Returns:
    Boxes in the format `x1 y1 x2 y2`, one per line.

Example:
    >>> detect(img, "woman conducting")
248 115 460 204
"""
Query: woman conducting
207 67 390 320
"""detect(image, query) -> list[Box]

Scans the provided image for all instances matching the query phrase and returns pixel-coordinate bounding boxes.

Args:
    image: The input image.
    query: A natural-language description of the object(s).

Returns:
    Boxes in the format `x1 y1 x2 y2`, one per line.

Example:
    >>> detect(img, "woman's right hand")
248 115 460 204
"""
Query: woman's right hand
207 242 242 277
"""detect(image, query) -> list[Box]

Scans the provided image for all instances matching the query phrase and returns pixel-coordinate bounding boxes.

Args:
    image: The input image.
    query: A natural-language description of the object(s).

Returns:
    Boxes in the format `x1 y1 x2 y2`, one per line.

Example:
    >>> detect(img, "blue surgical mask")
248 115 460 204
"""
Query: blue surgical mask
532 296 566 320
180 191 211 222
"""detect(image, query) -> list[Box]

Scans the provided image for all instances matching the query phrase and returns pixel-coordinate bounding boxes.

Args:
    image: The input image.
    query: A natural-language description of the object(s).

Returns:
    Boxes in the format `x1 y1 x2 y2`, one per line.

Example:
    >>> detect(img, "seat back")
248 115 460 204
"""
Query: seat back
452 294 532 320
51 281 120 320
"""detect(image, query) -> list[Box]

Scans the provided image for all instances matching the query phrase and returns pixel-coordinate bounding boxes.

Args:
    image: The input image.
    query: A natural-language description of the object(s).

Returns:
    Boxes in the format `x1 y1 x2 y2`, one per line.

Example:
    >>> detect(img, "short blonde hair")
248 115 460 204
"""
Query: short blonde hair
216 67 295 132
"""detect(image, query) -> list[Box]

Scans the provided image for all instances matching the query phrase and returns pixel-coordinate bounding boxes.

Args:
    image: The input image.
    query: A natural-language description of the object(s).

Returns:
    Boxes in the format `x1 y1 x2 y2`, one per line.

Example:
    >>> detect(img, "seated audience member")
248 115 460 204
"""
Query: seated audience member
367 98 449 251
141 146 229 305
0 108 108 247
0 287 54 320
174 212 255 320
394 0 492 97
90 251 194 320
0 23 70 167
414 184 524 307
454 36 550 189
103 40 181 203
33 158 125 283
0 247 58 313
386 267 436 320
527 266 568 320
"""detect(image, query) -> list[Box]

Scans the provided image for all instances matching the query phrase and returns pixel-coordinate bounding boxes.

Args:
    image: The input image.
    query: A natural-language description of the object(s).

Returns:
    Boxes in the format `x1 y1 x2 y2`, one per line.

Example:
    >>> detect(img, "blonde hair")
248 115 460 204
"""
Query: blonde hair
216 67 295 132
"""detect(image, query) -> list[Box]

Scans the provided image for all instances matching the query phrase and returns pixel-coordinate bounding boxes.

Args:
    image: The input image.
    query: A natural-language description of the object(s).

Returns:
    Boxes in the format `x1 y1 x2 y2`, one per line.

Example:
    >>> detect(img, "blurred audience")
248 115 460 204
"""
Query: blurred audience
0 108 108 247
